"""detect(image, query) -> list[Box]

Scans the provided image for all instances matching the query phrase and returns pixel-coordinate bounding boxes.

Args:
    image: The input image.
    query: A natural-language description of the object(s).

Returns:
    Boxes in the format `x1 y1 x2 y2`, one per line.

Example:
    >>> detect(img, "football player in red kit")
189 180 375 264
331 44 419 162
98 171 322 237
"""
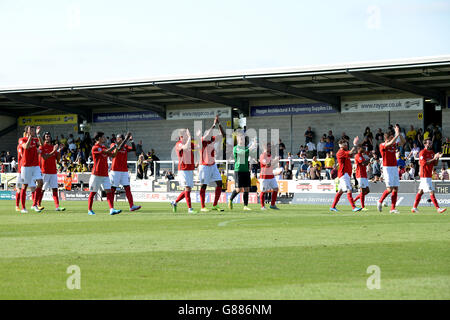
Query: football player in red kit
259 143 280 210
330 137 362 212
109 133 141 212
377 125 405 214
198 116 225 212
19 126 44 213
411 138 446 213
352 146 371 211
38 132 65 211
171 128 198 214
88 131 131 215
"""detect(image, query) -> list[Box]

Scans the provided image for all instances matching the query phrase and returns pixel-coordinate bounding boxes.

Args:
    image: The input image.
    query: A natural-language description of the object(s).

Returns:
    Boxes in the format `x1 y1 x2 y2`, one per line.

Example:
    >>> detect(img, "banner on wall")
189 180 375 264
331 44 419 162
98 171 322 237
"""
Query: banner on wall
93 111 163 122
18 114 78 126
250 103 336 117
166 107 231 120
341 98 423 113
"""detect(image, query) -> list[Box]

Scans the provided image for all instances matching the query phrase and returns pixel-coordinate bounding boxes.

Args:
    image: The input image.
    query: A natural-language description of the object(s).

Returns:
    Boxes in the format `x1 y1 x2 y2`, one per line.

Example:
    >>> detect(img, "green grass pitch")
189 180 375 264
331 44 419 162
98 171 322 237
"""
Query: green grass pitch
0 200 449 300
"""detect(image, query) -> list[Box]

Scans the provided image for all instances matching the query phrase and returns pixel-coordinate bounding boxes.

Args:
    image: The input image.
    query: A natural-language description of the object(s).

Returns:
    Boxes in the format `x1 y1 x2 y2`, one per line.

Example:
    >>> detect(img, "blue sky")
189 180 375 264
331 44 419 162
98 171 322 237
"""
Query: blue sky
1 0 449 87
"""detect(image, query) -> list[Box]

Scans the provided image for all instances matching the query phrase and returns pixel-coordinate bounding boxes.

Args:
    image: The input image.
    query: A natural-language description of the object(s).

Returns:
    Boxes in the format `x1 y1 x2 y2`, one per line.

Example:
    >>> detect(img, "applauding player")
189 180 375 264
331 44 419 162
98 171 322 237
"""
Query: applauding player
19 126 44 213
330 137 362 212
259 143 280 210
377 125 405 214
411 138 447 213
109 133 141 212
38 132 65 211
171 129 197 214
88 131 130 215
198 116 225 212
352 146 371 211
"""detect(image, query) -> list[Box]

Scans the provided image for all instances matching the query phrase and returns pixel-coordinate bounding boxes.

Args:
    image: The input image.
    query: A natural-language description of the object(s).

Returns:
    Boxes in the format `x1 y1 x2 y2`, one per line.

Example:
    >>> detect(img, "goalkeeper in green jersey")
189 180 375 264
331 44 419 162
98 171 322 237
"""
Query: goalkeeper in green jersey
228 131 256 210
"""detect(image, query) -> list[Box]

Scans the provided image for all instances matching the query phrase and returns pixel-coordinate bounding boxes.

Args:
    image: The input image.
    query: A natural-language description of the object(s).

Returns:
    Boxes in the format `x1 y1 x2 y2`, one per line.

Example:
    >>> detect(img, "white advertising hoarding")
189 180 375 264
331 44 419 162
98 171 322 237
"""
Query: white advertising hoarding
166 107 231 120
341 98 423 113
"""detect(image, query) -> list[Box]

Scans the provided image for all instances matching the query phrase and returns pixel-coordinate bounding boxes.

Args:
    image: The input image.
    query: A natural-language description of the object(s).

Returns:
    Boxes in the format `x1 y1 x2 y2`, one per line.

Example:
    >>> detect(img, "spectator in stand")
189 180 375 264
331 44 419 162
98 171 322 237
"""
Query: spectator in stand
297 155 309 180
371 156 381 182
363 127 374 145
397 151 406 169
401 167 413 180
406 125 417 141
165 171 175 180
341 132 350 142
135 140 144 160
306 140 316 158
361 136 373 152
287 152 293 170
279 139 286 160
312 156 322 171
327 130 335 144
330 164 338 180
304 126 315 144
442 137 450 169
282 163 293 180
324 152 335 180
432 125 442 153
317 137 326 159
415 128 424 149
295 152 307 179
423 127 432 141
110 133 116 144
221 171 228 192
136 154 148 180
432 168 439 180
60 134 67 146
67 134 74 145
10 157 17 172
440 168 449 180
324 137 334 154
375 128 384 145
308 163 321 180
411 142 421 178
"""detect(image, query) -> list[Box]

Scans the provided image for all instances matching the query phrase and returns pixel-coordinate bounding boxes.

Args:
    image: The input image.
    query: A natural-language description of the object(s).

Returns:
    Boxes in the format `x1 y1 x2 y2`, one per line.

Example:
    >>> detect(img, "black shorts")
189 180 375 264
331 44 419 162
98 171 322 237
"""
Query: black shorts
234 171 251 188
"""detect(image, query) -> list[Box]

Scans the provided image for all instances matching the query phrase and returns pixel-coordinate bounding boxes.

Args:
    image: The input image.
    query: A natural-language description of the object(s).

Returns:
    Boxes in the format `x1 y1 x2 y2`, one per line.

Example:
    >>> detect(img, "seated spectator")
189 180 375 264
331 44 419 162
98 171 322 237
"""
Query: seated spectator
282 163 293 180
440 168 449 181
327 130 335 144
330 164 338 180
309 163 321 180
295 153 308 179
341 132 350 141
311 156 322 171
401 167 413 180
306 141 317 158
166 171 175 180
222 171 228 192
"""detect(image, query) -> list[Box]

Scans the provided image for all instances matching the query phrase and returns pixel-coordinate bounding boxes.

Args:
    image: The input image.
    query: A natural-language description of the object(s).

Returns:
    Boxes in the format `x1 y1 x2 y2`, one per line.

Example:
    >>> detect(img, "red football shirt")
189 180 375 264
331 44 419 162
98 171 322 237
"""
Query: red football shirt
110 143 133 172
354 153 368 178
336 149 352 178
259 152 274 179
39 143 58 174
17 141 23 173
419 149 435 178
91 144 109 177
379 142 398 167
176 141 195 171
20 137 40 167
201 136 216 166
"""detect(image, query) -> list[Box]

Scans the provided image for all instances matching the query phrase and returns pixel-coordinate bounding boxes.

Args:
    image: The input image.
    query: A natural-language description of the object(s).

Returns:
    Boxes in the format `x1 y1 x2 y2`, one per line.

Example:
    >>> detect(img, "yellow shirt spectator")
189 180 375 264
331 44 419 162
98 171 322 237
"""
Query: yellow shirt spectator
406 129 416 141
312 160 322 170
324 156 335 169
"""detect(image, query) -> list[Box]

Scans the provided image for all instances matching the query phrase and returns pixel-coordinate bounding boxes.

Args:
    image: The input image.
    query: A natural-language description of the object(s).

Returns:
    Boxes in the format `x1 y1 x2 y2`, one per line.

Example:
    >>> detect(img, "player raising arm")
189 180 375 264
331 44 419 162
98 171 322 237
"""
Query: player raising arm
171 128 197 214
411 138 446 213
38 132 65 211
198 115 225 212
377 125 406 214
330 137 362 213
19 125 44 213
109 133 141 212
259 143 280 210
